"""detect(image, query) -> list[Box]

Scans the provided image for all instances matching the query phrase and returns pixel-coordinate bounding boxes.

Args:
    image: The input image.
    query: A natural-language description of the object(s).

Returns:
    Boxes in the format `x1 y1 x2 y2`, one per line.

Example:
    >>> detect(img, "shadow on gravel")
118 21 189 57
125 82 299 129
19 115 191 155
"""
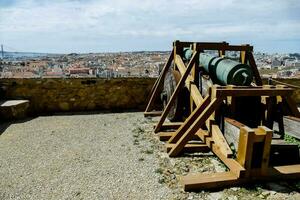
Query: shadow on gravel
37 109 142 117
0 117 37 136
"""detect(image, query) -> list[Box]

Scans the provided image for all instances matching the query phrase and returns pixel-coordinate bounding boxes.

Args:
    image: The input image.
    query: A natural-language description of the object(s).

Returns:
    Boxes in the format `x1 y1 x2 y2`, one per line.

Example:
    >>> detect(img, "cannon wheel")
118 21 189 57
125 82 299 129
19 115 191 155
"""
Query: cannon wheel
162 69 190 122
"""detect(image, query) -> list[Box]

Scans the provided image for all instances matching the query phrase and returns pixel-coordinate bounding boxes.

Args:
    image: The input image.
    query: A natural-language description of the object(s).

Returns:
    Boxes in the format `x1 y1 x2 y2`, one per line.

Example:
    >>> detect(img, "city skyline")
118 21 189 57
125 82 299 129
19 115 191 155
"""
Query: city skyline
0 0 300 53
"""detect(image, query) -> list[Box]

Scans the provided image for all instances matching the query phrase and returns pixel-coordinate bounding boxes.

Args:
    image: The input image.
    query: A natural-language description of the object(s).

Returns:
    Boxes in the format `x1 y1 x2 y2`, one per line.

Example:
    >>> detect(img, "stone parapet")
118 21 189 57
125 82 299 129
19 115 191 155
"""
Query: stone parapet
0 78 157 114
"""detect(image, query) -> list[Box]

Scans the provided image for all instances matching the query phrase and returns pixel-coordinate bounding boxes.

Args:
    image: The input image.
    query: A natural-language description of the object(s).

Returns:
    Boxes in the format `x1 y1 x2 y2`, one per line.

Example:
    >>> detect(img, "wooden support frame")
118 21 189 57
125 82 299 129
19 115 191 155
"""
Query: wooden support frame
144 40 300 191
144 49 174 116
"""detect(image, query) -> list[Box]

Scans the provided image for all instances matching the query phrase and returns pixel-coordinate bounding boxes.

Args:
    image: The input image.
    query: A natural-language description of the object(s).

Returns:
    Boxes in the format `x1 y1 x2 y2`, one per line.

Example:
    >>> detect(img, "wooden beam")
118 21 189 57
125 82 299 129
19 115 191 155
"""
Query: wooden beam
236 126 255 177
144 49 174 113
175 54 204 107
182 164 300 191
247 51 262 86
144 111 162 117
217 88 293 97
154 52 199 133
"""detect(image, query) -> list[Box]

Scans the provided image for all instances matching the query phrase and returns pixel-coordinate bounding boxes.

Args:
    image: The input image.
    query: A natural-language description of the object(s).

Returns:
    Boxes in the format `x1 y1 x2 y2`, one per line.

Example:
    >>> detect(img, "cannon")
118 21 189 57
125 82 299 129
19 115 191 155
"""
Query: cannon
144 41 300 191
183 49 253 86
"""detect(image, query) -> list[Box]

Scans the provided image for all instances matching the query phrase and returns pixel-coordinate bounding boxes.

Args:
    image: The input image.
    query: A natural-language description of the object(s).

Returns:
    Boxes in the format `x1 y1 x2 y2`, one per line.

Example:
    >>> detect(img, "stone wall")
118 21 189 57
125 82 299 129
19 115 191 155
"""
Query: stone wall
1 77 299 116
0 78 157 114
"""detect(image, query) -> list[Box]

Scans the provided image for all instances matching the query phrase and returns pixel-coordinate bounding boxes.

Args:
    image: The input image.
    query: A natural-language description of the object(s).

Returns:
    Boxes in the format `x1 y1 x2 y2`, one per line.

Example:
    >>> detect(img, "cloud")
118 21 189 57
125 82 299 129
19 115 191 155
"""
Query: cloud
0 0 299 53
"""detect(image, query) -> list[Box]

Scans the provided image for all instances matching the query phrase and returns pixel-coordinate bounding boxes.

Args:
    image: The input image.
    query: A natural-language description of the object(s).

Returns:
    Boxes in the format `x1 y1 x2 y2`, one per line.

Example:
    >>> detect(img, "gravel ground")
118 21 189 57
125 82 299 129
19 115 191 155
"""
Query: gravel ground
0 112 173 200
0 112 300 200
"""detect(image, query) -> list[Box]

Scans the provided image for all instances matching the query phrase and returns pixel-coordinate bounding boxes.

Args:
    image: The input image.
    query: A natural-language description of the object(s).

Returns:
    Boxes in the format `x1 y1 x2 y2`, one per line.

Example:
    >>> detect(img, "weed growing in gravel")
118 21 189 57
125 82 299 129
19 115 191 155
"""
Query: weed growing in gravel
133 139 139 145
133 126 145 134
158 177 165 184
138 157 144 161
284 134 300 148
142 149 154 154
155 168 164 174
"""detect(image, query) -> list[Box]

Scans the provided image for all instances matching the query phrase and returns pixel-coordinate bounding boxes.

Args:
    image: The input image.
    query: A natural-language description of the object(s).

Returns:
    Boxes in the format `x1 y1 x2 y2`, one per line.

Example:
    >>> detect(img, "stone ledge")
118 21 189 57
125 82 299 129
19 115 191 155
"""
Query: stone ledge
0 100 30 120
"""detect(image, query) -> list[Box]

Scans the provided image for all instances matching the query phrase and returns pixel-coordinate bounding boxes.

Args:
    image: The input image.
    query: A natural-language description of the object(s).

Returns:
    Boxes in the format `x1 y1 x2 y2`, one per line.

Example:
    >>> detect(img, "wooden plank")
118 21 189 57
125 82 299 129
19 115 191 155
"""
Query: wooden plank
283 116 300 139
249 164 300 179
182 164 300 191
168 98 222 157
144 111 162 117
211 124 233 158
175 54 204 107
154 52 199 133
182 171 239 191
273 164 300 177
195 43 254 52
224 118 245 150
166 143 210 153
236 127 255 177
144 49 174 113
187 80 203 106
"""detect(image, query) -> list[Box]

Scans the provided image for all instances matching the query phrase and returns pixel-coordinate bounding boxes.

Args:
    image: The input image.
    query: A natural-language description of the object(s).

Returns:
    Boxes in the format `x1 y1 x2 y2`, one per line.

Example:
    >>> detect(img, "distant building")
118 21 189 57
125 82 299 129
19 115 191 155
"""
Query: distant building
271 58 282 68
68 67 90 75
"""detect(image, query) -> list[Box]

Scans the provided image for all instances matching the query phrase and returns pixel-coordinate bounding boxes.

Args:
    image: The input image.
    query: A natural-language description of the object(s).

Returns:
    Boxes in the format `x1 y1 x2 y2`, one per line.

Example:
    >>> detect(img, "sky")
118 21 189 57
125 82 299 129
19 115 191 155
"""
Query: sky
0 0 300 53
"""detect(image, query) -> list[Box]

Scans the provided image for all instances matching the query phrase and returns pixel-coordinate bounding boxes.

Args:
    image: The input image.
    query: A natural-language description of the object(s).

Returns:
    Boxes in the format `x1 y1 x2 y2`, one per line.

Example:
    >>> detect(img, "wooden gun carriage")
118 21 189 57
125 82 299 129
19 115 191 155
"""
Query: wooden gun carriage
144 41 300 190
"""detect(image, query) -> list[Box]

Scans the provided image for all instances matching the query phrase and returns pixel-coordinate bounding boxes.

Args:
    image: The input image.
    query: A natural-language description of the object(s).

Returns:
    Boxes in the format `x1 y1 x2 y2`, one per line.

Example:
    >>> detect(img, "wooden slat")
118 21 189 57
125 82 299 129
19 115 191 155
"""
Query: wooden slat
154 52 199 133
